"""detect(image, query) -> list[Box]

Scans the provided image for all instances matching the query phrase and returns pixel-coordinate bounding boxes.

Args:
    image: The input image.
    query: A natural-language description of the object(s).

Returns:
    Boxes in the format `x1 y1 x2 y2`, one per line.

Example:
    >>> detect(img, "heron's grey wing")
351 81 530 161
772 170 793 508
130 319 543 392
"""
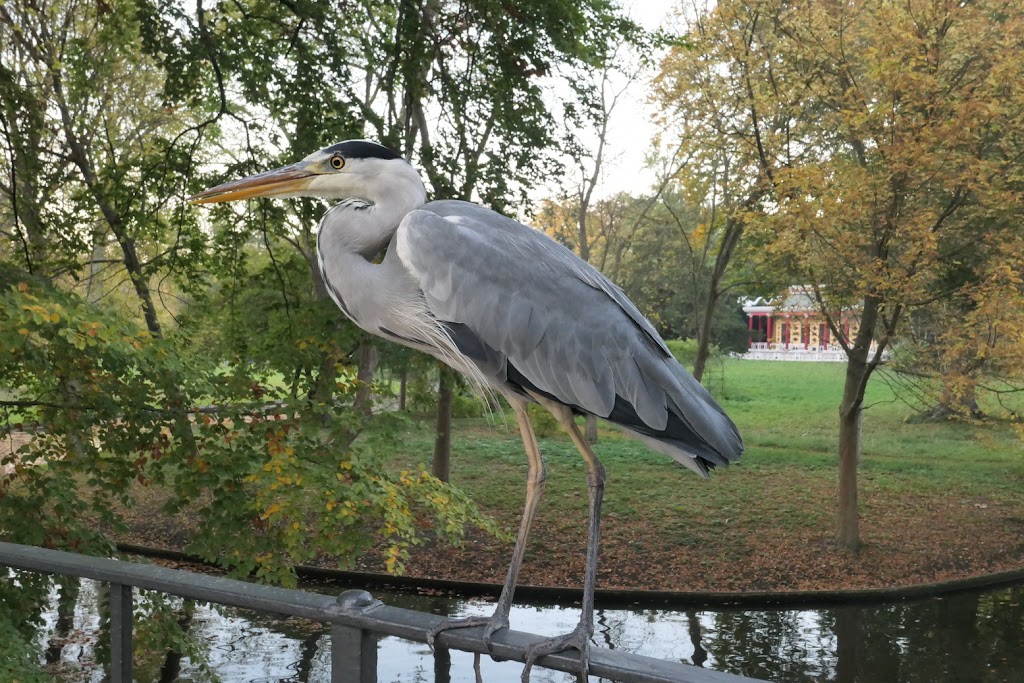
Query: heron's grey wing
396 202 743 469
424 200 673 358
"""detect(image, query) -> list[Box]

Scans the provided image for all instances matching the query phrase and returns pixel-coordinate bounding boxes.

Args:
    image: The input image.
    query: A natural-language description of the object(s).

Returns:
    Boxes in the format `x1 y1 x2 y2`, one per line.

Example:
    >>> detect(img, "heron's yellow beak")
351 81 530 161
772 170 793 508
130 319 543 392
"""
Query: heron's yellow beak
189 162 317 204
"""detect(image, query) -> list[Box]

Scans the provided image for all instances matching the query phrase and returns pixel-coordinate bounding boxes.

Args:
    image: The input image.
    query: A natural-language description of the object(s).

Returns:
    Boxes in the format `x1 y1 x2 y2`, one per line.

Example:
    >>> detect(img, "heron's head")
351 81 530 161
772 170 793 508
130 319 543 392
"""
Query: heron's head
189 140 418 204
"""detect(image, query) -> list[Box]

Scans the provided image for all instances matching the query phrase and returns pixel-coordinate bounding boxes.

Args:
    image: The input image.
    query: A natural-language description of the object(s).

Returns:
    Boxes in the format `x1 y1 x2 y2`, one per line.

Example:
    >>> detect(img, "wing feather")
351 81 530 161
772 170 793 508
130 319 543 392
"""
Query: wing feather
395 201 742 466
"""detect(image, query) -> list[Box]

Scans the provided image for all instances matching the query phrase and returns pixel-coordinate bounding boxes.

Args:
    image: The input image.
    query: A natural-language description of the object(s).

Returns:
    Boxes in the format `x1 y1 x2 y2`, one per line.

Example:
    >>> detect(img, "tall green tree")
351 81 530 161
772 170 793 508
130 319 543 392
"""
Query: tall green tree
157 0 642 475
1 0 207 321
0 0 218 465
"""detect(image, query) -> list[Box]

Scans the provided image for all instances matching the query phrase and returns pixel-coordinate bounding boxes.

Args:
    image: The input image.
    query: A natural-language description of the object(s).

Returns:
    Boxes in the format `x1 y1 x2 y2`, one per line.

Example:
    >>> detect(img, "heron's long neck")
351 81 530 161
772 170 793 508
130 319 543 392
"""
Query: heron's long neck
318 164 426 257
315 168 426 327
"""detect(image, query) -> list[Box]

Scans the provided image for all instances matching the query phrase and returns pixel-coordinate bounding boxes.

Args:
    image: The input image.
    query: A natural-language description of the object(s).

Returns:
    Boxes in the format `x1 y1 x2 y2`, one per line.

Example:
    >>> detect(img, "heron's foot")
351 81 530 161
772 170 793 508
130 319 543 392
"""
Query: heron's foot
426 612 510 652
521 624 592 683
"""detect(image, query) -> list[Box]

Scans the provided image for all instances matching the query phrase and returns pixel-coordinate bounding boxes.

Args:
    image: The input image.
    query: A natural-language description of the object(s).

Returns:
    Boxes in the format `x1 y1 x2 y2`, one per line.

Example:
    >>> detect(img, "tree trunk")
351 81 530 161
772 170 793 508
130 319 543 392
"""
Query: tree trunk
312 346 339 422
690 205 750 384
432 366 453 482
398 368 408 411
692 311 716 382
584 414 599 444
353 344 380 417
691 289 717 383
119 235 164 337
837 357 868 550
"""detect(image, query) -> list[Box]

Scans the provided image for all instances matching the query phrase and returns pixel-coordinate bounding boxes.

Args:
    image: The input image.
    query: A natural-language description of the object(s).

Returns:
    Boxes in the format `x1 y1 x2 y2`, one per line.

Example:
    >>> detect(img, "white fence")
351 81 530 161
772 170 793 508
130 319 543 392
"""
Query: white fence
741 342 888 362
742 342 847 362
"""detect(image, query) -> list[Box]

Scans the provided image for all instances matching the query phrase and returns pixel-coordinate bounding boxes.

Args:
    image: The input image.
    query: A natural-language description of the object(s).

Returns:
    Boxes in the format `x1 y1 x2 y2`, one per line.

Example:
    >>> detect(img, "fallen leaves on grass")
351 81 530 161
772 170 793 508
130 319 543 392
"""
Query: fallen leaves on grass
104 476 1024 593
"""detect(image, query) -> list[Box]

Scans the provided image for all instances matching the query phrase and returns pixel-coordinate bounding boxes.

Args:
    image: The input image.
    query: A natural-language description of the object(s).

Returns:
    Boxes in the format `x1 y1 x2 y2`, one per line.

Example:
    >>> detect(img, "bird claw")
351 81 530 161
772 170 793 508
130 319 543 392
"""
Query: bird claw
481 615 510 652
520 625 592 683
426 613 509 656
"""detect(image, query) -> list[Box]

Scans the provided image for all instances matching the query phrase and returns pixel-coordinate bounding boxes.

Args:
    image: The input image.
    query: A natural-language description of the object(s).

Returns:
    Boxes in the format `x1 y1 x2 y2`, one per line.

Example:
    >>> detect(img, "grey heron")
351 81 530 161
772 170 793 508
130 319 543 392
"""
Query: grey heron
191 140 743 681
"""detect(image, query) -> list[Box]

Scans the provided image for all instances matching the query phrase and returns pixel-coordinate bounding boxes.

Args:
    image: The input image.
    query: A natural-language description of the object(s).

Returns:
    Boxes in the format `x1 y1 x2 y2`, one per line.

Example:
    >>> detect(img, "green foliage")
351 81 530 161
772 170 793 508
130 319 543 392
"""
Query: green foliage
167 408 502 583
527 403 561 438
0 276 181 554
665 339 721 371
180 245 361 400
0 570 50 683
452 392 489 419
400 368 490 419
0 269 500 570
0 617 48 683
128 594 215 681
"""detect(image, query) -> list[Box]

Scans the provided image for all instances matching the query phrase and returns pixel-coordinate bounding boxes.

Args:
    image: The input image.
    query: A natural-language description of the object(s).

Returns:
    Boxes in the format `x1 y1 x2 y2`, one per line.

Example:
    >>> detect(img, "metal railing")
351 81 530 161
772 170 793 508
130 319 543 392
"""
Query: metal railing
0 542 769 683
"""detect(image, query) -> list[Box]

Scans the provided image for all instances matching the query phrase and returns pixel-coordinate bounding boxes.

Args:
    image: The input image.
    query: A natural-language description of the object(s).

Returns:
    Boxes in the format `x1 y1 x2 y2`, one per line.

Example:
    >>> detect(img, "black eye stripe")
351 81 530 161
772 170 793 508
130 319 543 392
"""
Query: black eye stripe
324 140 401 160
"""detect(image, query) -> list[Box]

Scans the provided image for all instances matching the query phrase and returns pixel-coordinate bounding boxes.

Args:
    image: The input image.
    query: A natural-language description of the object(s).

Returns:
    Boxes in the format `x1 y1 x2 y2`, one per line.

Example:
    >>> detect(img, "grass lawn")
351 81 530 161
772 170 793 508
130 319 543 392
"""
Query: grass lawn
372 360 1024 592
97 359 1023 592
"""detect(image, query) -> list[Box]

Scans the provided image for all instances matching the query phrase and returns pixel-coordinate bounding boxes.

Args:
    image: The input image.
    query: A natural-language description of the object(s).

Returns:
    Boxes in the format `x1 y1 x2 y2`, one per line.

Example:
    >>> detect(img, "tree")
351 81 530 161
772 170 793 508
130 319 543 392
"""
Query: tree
888 233 1024 422
0 0 217 461
659 0 1024 548
628 178 757 376
658 160 761 382
538 191 651 284
164 0 642 472
0 0 208 330
653 23 776 381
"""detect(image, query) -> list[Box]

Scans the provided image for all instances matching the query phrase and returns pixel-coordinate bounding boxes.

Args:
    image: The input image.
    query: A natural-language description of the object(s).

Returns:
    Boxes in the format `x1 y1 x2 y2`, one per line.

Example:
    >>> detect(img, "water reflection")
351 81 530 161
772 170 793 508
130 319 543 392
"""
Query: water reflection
30 577 1024 682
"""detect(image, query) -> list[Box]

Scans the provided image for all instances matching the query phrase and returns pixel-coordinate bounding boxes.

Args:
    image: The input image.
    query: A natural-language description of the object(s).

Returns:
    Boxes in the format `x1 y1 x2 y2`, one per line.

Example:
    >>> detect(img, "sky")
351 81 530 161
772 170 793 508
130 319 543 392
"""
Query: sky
582 0 681 200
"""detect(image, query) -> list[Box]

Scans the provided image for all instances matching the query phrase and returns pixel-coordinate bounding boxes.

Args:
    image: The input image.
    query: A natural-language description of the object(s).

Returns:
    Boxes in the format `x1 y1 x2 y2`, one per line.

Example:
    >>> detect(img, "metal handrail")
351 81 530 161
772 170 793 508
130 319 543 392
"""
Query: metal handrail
0 541 770 683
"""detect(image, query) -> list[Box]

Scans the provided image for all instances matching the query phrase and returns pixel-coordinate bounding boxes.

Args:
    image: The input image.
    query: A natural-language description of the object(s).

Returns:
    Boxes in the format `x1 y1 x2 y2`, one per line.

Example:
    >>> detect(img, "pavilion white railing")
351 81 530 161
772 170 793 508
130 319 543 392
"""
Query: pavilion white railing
741 342 888 362
743 343 847 362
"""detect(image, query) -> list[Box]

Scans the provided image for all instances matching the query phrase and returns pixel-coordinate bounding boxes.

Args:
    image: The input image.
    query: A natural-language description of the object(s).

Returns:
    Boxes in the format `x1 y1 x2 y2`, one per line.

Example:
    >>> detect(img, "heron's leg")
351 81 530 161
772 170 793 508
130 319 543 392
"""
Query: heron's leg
521 398 605 683
427 396 547 650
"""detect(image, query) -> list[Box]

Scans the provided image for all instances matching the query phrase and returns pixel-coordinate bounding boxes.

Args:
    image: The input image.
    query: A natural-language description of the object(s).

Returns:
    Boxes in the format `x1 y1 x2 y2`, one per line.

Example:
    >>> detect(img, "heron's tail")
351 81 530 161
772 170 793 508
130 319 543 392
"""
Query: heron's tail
606 354 743 478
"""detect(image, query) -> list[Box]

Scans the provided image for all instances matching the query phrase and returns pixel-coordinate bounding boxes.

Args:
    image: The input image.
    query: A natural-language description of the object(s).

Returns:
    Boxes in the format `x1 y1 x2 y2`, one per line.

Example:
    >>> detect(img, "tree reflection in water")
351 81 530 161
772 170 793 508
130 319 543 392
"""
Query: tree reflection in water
18 577 1024 682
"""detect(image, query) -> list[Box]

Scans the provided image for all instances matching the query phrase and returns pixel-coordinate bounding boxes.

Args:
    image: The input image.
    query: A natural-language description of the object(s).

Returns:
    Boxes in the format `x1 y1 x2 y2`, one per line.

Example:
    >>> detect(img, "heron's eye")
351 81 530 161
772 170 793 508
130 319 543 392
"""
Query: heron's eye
329 155 345 170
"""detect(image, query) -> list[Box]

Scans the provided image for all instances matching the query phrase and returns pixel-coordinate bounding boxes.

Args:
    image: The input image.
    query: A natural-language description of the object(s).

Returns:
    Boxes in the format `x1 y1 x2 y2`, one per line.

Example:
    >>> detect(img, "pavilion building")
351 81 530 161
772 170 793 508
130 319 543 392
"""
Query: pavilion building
740 286 874 362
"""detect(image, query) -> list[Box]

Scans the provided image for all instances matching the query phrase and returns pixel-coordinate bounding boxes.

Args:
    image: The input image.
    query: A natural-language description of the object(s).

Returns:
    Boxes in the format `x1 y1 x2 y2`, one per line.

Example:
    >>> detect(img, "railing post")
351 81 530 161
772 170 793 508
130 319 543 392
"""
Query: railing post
109 583 133 683
331 624 377 683
433 644 452 683
331 589 379 683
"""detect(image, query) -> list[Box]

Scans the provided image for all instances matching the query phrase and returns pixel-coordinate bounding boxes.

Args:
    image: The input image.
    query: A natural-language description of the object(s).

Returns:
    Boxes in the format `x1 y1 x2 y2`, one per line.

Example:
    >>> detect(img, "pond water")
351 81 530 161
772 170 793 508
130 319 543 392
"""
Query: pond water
32 575 1024 682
